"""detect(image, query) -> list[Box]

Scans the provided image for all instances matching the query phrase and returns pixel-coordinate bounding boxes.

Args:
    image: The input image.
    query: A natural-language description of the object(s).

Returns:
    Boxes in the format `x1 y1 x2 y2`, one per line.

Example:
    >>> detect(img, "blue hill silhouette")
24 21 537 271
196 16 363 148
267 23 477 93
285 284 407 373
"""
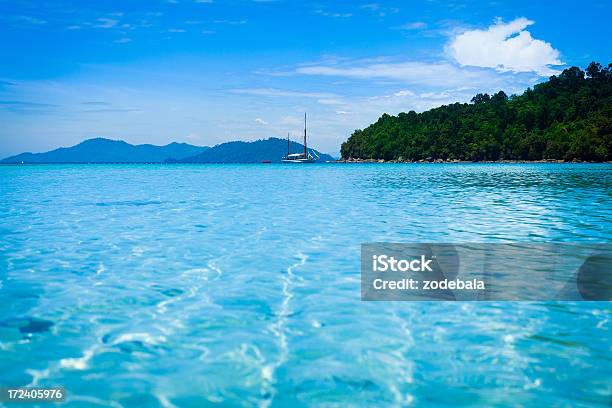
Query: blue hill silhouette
1 138 209 163
2 137 334 163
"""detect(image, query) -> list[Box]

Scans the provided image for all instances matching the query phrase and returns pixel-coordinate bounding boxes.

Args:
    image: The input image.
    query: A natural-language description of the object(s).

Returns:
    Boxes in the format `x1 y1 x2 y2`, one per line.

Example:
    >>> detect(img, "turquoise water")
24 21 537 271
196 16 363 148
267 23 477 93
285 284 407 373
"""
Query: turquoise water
0 163 610 407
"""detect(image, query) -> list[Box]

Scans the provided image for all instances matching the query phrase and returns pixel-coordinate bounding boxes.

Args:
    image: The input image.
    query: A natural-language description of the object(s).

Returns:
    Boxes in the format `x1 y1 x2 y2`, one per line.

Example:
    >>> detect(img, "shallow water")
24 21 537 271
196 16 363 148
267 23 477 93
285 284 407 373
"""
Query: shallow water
0 163 610 407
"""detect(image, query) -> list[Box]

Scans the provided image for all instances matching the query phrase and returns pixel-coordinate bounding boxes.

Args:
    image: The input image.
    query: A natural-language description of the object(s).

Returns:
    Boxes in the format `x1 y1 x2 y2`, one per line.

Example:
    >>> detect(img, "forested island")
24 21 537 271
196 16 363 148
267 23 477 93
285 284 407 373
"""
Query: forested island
341 62 611 162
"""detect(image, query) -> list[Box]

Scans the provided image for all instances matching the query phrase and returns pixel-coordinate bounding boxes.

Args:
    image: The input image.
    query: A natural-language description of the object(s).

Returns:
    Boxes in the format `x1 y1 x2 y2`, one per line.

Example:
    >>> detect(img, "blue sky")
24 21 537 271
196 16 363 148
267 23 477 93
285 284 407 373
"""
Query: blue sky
0 0 610 157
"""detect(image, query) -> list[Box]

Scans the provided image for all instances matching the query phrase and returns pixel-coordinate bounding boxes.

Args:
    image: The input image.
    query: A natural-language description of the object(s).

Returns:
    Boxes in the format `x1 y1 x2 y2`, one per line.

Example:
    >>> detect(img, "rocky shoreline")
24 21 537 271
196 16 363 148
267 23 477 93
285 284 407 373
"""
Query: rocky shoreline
335 158 610 164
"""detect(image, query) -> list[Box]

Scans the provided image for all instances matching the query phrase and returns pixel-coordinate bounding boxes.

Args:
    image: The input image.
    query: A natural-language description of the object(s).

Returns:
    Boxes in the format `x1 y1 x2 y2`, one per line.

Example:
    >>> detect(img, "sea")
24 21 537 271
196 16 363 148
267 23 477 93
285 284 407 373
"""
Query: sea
0 163 610 407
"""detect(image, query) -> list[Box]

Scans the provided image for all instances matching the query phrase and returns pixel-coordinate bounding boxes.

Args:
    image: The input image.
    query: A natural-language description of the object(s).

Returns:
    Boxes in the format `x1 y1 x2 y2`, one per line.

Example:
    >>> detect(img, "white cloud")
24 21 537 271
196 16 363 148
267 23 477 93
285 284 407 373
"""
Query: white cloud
114 38 132 44
12 15 47 25
295 60 514 88
361 3 381 11
280 116 302 125
399 21 427 30
213 19 247 25
392 90 415 97
317 98 343 105
255 118 268 125
343 87 480 122
168 28 186 33
229 88 338 99
94 18 118 28
419 91 453 99
447 17 562 76
360 4 399 17
315 10 352 18
293 16 555 88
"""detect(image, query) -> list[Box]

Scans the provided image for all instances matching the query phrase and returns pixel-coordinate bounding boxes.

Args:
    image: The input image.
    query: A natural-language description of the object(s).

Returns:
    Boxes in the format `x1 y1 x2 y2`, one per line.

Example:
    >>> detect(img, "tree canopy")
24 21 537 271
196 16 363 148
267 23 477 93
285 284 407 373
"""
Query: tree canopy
340 62 612 162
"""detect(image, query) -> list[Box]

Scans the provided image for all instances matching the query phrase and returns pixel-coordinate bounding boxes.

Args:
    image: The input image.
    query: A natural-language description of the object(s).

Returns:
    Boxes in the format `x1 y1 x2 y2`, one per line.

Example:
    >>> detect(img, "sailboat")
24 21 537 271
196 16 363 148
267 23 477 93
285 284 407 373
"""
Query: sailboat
282 113 319 163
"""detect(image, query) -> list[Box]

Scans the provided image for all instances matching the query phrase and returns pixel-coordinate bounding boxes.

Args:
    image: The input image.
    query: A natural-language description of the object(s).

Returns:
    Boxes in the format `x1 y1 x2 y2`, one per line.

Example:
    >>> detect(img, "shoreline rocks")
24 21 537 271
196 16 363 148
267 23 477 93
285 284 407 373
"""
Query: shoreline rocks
336 158 609 164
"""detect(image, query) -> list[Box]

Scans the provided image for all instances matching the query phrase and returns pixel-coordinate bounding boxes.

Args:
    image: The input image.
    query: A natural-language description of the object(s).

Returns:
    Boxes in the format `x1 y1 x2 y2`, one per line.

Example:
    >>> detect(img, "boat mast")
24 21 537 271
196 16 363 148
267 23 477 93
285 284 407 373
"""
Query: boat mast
287 132 290 156
303 112 307 158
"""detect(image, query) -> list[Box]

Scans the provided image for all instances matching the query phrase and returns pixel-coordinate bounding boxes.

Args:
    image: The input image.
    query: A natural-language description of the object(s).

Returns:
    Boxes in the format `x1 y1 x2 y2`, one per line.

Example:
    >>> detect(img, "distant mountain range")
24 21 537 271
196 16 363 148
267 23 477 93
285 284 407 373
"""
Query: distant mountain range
172 137 334 163
1 137 334 163
1 138 208 163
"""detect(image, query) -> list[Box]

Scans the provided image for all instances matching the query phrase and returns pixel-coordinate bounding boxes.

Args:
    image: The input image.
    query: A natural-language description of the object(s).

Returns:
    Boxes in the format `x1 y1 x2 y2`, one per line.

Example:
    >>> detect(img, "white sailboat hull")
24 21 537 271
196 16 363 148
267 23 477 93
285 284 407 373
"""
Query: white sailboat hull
281 158 316 163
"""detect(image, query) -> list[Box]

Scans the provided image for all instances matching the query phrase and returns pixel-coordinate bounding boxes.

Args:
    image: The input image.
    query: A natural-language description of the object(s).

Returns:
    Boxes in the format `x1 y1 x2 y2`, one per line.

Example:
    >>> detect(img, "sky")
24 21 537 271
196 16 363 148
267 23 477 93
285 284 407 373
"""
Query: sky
0 0 610 157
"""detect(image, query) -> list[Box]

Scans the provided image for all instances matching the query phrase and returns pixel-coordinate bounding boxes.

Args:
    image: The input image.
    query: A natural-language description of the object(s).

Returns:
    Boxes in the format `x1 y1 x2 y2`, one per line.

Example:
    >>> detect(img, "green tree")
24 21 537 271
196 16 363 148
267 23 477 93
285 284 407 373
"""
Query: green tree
340 62 611 162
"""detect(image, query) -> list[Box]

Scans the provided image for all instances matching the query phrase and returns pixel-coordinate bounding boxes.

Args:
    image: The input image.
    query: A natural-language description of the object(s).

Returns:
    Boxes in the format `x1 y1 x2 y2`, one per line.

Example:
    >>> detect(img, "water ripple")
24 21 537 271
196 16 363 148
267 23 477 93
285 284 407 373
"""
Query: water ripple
0 163 610 406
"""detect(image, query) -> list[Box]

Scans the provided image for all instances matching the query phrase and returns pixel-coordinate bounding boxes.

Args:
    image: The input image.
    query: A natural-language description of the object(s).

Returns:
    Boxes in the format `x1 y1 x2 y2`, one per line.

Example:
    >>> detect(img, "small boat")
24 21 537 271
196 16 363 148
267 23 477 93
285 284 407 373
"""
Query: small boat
282 113 319 163
261 160 272 164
